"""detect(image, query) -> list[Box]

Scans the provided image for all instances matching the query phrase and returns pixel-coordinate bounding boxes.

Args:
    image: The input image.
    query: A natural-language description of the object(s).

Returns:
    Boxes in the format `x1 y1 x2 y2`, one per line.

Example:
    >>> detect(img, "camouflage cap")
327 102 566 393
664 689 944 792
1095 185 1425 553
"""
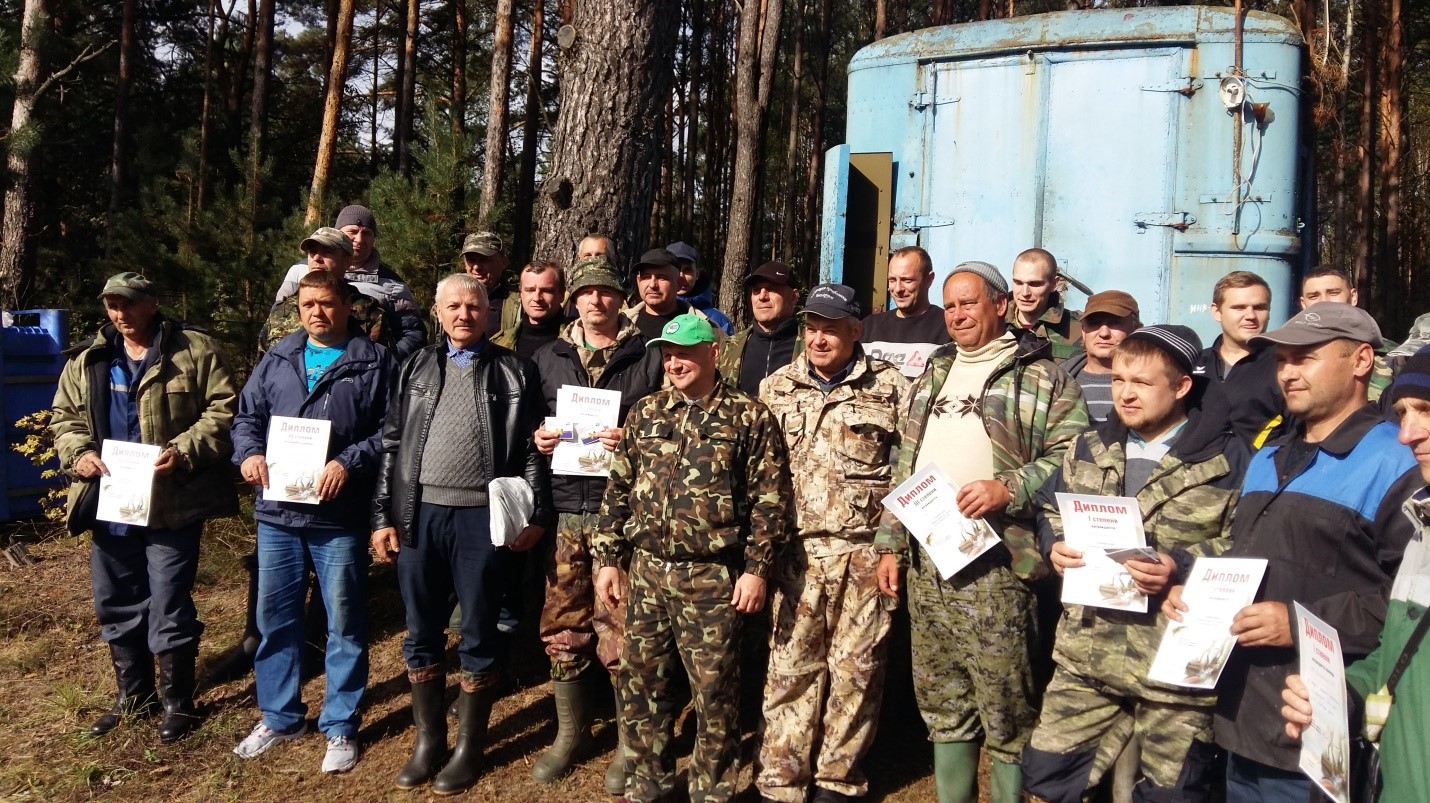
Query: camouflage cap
98 272 156 301
567 256 624 301
300 226 354 256
646 313 717 348
462 231 504 257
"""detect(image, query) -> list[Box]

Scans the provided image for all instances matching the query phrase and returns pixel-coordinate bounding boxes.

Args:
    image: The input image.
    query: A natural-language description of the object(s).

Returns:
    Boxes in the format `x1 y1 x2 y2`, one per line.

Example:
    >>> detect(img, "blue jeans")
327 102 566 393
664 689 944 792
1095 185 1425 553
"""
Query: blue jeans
254 522 368 738
91 522 203 653
398 503 507 675
1224 752 1314 803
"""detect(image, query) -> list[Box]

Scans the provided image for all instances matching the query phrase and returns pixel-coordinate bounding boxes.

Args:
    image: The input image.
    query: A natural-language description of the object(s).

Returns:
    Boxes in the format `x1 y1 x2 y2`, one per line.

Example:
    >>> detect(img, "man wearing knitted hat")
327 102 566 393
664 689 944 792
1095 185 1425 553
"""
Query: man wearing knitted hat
874 261 1089 803
270 205 428 361
1165 303 1422 802
526 255 665 788
1281 347 1430 803
1023 325 1247 803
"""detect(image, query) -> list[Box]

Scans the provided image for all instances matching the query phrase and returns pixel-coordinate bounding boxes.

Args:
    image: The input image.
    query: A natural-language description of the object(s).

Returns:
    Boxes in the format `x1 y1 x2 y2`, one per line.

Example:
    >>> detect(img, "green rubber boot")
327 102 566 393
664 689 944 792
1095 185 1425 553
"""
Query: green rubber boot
932 741 980 803
989 757 1023 803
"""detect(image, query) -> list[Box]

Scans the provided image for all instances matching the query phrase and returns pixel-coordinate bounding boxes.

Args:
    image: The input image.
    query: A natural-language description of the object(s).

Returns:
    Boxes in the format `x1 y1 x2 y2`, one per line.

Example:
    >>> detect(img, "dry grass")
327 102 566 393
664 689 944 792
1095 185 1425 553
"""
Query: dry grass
0 517 954 802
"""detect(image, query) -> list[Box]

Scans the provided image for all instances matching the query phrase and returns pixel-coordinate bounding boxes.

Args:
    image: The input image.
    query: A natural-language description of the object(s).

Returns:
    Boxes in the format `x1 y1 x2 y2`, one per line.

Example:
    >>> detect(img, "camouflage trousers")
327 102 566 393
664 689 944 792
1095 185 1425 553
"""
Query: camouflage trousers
619 550 742 803
907 552 1038 762
539 512 625 681
756 538 893 802
1023 666 1217 802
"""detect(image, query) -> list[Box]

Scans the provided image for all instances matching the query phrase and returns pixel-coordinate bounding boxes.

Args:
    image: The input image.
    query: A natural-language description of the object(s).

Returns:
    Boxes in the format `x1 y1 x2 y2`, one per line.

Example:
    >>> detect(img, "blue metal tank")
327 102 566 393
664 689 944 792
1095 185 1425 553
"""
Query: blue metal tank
821 6 1306 342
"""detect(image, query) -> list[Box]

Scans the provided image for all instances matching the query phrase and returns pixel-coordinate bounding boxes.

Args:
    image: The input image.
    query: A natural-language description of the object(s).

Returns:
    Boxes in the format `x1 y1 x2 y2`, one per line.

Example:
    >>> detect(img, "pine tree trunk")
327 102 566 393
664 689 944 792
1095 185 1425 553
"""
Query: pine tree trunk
195 0 218 221
720 0 782 320
780 0 804 262
800 0 831 274
1376 0 1402 317
224 0 256 165
682 0 705 231
479 0 515 222
874 0 886 39
533 0 679 271
396 0 420 176
0 0 47 307
306 0 356 226
452 0 469 218
1353 0 1379 290
107 0 137 257
247 0 276 235
512 0 544 267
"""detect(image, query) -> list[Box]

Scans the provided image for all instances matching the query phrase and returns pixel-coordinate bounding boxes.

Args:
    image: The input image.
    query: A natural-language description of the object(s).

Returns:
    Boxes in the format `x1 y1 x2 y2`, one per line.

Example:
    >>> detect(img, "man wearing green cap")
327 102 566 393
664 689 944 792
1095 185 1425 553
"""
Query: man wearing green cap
51 272 239 743
527 255 665 787
593 313 793 803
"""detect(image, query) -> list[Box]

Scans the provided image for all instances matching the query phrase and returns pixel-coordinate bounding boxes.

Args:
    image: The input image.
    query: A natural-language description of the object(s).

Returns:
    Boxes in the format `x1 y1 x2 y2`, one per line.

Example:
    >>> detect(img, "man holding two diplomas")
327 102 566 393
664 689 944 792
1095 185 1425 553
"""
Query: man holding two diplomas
51 272 239 743
230 270 398 772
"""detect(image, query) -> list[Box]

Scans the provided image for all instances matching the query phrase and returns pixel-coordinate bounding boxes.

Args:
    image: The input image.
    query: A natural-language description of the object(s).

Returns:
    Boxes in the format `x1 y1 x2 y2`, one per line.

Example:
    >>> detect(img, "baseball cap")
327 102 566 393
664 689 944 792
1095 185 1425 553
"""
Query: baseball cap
645 313 717 348
634 248 678 273
744 261 796 289
666 241 699 265
950 261 1010 295
461 231 503 257
567 256 624 300
98 272 156 301
1082 290 1139 320
300 226 354 256
334 204 377 234
801 284 861 320
1123 324 1202 376
1249 302 1383 349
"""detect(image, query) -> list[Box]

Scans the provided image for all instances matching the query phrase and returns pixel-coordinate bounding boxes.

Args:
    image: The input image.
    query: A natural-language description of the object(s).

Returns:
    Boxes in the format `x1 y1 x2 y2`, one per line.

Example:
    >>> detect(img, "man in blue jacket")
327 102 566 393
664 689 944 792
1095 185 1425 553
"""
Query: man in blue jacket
230 269 398 774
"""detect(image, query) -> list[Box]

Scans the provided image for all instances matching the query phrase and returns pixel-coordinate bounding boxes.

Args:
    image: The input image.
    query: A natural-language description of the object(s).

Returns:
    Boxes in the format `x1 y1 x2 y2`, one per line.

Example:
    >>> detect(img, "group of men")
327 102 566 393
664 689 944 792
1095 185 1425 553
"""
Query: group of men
49 211 1430 803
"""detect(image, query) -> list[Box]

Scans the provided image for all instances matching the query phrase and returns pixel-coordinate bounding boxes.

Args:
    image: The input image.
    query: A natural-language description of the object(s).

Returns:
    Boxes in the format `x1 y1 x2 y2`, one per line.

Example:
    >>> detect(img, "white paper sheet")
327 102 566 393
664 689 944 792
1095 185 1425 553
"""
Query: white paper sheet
96 440 162 527
262 416 332 504
1147 557 1268 689
881 463 1000 579
549 385 622 477
1295 603 1351 803
1056 493 1150 612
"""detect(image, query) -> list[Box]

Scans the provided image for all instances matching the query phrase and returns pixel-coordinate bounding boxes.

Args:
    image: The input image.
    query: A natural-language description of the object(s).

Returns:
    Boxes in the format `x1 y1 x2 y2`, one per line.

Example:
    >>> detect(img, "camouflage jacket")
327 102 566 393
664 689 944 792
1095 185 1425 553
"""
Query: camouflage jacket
1009 295 1082 362
874 330 1089 580
717 319 806 387
593 380 793 579
1036 409 1247 704
260 286 399 356
758 350 909 544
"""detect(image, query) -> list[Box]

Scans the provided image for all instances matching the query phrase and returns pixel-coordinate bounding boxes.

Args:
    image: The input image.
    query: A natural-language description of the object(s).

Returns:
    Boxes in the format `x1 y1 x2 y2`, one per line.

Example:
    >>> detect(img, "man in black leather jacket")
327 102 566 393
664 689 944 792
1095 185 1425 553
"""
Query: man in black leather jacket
370 273 555 794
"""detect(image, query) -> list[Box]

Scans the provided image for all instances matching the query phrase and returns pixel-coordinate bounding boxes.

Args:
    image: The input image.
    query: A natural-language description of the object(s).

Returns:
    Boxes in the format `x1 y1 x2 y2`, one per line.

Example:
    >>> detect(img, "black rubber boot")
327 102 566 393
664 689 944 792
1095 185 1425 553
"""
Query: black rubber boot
90 642 158 737
156 647 201 743
432 683 495 795
395 676 448 789
532 678 593 782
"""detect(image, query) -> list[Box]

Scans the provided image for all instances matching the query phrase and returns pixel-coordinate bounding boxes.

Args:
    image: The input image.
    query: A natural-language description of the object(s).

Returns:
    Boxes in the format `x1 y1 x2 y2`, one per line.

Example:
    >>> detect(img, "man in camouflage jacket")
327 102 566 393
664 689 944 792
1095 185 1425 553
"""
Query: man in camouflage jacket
874 262 1088 803
754 285 909 803
594 314 793 803
1022 326 1247 803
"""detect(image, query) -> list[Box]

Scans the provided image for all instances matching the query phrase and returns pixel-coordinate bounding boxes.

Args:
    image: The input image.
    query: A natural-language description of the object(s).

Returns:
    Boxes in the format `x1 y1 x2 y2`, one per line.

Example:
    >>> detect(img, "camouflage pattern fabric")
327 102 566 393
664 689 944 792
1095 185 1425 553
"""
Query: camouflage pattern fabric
1009 297 1083 362
592 381 792 578
618 550 743 803
1024 665 1216 798
756 539 894 801
717 320 806 387
259 286 397 354
874 337 1089 580
564 314 644 385
1038 427 1240 706
906 557 1039 762
1370 353 1392 402
758 352 908 540
539 511 625 681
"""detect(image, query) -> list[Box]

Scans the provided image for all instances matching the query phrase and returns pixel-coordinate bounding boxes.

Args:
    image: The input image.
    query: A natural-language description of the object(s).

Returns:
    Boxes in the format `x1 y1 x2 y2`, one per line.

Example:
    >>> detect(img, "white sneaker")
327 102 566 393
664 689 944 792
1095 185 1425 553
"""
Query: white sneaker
233 721 308 758
321 735 359 774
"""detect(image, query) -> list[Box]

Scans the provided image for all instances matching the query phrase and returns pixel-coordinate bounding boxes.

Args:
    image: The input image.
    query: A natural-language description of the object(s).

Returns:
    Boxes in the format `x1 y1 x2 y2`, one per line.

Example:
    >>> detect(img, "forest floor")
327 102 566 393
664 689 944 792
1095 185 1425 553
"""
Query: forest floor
0 513 972 802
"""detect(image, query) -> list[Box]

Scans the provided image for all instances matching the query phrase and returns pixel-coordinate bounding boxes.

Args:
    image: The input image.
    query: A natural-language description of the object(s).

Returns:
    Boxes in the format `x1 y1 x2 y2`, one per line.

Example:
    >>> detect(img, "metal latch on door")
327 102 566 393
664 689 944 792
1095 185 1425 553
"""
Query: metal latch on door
1132 211 1196 232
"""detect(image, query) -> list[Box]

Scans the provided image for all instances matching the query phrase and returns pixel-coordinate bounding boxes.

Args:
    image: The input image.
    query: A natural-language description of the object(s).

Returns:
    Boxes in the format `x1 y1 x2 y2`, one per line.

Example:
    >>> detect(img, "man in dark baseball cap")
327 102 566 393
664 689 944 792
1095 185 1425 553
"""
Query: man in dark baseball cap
629 248 719 342
667 241 733 335
718 261 803 394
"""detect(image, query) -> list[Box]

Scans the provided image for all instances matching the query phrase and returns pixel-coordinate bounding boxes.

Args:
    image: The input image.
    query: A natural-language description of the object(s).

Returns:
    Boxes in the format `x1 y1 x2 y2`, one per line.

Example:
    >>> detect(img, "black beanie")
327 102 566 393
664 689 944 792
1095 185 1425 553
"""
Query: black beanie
1391 347 1430 405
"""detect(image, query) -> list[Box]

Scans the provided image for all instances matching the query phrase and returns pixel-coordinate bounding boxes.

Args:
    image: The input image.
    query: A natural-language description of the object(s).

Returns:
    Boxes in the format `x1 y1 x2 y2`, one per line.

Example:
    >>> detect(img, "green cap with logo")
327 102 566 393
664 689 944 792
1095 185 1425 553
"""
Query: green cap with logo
645 313 717 348
98 272 156 301
567 255 624 302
